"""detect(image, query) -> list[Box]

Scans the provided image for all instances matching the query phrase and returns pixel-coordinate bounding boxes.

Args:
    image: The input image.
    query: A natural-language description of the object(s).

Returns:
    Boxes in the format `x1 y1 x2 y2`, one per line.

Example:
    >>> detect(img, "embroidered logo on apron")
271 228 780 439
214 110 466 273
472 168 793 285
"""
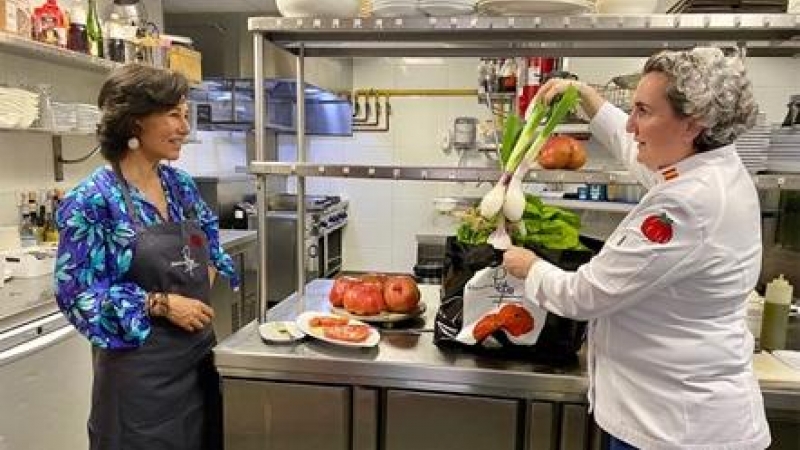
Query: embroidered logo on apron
171 244 200 276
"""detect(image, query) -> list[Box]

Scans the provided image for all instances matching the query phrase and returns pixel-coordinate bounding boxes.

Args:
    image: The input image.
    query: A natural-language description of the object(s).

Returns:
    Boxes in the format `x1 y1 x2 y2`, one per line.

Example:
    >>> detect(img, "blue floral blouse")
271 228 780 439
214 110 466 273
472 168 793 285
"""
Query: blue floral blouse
54 164 240 350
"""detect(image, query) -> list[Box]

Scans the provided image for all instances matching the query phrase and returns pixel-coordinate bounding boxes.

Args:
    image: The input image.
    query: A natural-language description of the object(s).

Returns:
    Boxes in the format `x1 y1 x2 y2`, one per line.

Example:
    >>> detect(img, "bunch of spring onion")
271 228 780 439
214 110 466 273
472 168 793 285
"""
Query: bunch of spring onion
479 85 580 249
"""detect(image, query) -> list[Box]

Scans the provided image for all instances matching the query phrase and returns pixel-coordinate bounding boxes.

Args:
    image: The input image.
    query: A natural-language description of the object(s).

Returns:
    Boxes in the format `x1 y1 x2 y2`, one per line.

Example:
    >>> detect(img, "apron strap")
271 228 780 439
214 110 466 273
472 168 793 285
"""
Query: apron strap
111 162 200 244
111 162 144 229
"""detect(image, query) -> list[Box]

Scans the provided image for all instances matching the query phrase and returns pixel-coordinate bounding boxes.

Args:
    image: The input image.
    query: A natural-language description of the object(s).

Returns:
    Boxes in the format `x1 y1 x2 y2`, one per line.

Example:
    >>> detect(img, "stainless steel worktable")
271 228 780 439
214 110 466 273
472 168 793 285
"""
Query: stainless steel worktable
214 279 800 410
216 279 586 402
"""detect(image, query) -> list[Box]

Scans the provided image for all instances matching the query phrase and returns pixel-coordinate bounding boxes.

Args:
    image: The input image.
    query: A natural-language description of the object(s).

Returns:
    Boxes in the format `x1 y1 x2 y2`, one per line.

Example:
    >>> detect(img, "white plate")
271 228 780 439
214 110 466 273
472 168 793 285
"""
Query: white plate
296 311 380 348
477 0 593 15
332 301 427 324
258 321 306 343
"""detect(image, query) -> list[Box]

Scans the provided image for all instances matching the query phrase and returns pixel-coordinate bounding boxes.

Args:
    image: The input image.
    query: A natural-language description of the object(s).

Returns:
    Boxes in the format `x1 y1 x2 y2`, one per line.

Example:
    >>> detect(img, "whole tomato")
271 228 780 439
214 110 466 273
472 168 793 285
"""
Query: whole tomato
640 213 673 244
329 276 360 307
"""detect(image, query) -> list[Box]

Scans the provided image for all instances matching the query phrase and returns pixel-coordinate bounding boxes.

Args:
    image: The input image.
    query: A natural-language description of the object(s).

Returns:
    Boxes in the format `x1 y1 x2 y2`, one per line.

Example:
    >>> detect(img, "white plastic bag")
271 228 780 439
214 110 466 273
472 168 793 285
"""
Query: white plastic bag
455 265 547 348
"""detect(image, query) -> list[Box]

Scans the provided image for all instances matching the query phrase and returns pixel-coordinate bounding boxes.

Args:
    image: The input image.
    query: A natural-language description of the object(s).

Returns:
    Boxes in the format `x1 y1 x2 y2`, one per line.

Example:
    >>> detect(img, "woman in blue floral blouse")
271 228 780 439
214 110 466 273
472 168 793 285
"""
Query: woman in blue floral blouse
55 64 239 450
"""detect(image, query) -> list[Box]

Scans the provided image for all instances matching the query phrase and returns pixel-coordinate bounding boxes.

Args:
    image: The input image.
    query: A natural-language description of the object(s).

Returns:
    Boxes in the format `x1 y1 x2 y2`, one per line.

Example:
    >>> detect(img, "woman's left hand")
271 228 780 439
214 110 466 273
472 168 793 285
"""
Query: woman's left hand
502 246 539 279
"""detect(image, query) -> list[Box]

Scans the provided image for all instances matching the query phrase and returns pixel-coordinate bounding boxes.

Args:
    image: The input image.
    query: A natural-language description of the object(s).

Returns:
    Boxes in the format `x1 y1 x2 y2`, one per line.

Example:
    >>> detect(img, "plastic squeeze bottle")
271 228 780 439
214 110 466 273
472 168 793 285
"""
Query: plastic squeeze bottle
760 274 794 350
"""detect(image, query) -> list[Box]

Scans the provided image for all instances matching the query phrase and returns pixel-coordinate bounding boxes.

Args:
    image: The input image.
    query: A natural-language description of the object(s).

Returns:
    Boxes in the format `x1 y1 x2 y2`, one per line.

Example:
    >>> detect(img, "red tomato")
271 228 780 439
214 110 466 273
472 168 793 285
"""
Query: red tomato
640 213 673 244
323 325 371 343
309 316 350 328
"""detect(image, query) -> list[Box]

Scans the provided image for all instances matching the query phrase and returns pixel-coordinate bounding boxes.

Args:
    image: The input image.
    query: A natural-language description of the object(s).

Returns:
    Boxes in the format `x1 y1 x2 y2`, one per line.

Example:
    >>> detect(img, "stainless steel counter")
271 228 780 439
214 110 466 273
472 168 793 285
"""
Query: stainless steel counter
215 279 800 410
218 229 257 254
0 229 257 334
216 280 587 402
0 275 57 334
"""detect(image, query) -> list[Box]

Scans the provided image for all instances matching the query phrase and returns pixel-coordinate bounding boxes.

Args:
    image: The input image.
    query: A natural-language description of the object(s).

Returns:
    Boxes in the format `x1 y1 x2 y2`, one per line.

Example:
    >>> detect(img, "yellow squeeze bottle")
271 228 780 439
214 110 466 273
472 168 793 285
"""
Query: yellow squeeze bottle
760 275 793 351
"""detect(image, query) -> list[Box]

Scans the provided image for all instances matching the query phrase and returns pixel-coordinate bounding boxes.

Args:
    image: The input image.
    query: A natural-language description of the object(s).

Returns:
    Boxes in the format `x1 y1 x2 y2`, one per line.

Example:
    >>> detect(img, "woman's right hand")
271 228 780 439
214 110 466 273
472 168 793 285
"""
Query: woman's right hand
534 78 605 119
163 294 215 332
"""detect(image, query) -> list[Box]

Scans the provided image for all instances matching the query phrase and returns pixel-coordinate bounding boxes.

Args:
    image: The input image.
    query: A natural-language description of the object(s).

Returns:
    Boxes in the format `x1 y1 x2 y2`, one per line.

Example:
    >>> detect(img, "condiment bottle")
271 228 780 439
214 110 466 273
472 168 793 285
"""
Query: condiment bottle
33 0 67 47
760 274 794 350
66 0 88 54
86 0 103 58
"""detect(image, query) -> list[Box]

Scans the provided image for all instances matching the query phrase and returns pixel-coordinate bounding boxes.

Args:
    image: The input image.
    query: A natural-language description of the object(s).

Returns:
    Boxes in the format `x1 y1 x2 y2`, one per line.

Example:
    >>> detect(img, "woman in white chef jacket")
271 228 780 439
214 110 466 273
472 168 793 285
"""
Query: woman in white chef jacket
504 47 771 450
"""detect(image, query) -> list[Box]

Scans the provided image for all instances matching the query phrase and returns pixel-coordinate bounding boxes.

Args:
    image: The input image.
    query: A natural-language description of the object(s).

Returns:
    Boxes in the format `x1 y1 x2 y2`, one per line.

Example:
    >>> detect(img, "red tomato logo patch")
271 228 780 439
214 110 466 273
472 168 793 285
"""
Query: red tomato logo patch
189 233 205 248
641 213 673 244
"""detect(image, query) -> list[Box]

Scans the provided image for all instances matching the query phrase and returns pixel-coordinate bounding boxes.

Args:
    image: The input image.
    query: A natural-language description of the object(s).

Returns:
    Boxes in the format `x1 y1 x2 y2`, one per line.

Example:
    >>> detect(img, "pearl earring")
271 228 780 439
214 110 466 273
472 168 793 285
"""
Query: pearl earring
127 137 140 150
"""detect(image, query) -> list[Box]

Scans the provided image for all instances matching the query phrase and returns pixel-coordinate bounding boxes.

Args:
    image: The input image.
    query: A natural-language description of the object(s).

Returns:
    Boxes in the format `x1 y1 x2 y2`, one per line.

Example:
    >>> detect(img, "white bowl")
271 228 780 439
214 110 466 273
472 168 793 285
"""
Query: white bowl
596 0 658 14
276 0 360 17
433 197 459 213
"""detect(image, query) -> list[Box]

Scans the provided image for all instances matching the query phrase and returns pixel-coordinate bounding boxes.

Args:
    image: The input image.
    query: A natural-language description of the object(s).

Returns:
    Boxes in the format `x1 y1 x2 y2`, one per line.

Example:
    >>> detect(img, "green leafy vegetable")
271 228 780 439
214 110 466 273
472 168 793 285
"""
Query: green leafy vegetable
457 194 586 250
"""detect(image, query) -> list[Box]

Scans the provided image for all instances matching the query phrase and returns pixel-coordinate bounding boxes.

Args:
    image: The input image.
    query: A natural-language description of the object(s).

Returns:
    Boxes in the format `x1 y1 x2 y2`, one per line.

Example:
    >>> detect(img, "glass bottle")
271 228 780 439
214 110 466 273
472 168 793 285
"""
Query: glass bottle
86 0 104 58
106 13 127 63
67 0 88 54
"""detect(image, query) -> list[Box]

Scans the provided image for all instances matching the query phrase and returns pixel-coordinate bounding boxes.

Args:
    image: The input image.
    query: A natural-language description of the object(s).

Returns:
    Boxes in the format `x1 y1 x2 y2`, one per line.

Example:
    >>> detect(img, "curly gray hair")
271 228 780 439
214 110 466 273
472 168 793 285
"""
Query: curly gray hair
643 47 758 152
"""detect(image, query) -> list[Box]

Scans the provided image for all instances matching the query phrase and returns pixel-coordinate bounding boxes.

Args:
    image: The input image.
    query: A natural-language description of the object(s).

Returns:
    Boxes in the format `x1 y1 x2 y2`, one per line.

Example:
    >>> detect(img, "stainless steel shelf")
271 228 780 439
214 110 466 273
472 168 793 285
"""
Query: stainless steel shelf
249 161 800 189
0 126 95 136
249 161 641 184
249 14 800 57
0 31 118 72
544 198 636 213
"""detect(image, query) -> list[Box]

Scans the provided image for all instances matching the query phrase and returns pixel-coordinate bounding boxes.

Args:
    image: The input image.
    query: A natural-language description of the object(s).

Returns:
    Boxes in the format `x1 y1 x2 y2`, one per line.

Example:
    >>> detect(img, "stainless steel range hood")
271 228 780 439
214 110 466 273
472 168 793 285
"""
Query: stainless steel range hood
189 77 353 136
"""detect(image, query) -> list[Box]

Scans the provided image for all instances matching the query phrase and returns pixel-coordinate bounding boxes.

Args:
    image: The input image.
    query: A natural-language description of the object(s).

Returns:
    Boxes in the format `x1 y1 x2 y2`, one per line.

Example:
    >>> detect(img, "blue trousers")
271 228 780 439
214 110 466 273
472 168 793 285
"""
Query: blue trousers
609 435 639 450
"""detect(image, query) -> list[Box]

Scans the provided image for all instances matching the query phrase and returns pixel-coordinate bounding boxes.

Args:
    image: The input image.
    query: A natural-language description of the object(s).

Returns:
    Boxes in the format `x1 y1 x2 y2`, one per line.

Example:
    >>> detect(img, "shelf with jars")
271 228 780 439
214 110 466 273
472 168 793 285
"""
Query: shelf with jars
0 30 118 72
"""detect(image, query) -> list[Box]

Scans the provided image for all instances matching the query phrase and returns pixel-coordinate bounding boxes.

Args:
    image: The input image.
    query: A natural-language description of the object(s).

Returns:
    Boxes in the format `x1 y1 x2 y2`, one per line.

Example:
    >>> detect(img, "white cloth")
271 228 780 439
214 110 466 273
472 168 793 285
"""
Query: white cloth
524 102 771 450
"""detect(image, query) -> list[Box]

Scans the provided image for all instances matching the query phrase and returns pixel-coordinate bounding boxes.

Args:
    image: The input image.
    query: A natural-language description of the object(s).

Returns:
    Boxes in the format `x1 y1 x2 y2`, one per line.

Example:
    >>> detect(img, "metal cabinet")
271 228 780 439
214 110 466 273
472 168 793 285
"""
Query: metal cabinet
223 379 351 450
211 244 259 340
526 401 604 450
384 390 519 450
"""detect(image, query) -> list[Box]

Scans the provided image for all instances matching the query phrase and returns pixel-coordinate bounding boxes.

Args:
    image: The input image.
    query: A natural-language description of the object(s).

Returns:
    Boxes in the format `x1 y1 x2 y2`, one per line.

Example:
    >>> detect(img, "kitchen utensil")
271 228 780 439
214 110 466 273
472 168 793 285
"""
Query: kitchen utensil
453 117 479 150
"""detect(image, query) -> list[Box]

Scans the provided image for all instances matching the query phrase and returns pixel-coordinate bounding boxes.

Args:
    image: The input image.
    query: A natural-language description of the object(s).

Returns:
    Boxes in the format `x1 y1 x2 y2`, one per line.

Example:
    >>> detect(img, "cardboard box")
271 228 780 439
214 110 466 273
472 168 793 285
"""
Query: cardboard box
168 45 202 86
1 0 32 38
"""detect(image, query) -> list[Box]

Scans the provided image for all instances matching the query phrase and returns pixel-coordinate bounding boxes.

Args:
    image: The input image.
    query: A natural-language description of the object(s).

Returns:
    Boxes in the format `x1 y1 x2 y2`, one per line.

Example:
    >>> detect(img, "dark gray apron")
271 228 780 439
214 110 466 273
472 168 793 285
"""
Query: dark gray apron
88 166 222 450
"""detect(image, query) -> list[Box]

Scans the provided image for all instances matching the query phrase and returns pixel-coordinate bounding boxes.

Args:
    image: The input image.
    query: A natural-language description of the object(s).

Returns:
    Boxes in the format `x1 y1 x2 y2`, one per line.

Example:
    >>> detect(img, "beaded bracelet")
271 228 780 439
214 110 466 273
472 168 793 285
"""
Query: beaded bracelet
146 292 170 317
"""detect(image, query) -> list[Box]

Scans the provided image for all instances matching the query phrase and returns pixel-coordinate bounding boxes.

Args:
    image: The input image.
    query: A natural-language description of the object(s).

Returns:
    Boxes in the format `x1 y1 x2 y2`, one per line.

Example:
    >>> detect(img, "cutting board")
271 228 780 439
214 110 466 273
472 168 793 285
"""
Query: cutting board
753 352 800 388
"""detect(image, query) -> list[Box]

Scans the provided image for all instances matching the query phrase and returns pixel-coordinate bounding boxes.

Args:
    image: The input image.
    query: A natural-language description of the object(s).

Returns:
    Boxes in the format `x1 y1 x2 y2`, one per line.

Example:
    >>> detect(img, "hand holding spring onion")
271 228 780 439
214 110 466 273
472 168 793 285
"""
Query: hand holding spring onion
479 85 581 229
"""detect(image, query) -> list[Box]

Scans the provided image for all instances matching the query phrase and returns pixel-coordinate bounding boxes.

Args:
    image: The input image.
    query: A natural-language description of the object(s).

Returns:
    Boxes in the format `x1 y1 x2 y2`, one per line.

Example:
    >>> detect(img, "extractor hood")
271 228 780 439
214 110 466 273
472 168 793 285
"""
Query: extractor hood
189 77 353 136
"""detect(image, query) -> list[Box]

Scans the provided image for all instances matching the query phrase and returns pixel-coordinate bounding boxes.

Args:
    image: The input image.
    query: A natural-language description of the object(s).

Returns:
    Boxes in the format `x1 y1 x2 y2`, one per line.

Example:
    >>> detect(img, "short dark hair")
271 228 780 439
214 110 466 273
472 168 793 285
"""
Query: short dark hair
96 64 189 162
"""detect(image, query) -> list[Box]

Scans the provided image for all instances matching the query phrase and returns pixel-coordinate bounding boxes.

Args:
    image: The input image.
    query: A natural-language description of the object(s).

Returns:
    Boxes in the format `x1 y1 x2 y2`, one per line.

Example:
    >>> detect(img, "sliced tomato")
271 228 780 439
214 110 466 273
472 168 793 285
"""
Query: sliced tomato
309 316 350 327
323 324 371 343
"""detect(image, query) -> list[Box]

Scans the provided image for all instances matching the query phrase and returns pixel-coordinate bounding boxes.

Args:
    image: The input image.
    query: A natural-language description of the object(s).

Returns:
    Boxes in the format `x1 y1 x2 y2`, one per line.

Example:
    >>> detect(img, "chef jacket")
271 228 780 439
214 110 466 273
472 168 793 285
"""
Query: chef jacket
523 102 771 450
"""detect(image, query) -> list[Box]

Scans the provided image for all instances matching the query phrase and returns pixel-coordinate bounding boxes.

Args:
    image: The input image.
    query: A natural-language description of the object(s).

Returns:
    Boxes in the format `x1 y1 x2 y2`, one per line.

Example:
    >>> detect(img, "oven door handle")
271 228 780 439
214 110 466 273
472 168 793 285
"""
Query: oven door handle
0 326 77 368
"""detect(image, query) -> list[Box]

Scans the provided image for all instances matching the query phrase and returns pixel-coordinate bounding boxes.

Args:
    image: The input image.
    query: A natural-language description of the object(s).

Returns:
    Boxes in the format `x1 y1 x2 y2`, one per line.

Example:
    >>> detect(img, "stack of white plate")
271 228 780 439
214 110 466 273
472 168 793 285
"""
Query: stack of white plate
372 0 425 16
476 0 595 15
75 103 101 133
0 87 39 129
767 127 800 173
52 102 78 132
419 0 476 15
735 112 770 173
